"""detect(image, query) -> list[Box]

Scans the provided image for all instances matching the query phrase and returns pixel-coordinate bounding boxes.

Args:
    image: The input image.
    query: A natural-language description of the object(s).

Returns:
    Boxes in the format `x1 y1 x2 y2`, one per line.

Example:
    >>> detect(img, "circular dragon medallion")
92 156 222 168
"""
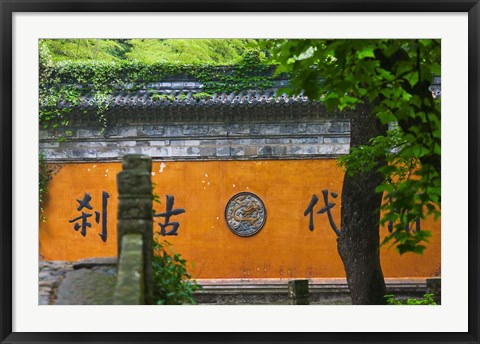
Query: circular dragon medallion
225 192 266 237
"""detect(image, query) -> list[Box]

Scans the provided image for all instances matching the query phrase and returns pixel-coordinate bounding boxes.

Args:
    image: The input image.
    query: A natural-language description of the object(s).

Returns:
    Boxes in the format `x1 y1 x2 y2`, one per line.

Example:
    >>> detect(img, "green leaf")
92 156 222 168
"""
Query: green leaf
411 144 430 158
375 183 395 193
338 95 359 111
404 72 419 87
377 111 397 124
357 47 375 59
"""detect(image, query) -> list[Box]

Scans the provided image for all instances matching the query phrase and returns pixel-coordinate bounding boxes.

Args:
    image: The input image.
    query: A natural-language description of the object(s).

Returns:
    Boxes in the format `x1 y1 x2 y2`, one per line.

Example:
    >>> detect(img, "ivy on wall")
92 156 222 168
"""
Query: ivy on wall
39 152 60 221
39 45 279 133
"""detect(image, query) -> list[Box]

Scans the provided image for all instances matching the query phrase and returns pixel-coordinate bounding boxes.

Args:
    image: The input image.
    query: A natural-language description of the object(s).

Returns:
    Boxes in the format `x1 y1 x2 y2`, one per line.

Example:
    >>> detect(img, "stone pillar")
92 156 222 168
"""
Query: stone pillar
113 234 144 305
117 154 153 305
288 280 310 305
426 277 441 305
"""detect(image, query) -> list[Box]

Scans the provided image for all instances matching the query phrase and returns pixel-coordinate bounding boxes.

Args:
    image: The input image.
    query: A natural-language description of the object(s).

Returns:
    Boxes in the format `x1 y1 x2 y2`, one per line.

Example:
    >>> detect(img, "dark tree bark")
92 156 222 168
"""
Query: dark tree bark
337 103 388 305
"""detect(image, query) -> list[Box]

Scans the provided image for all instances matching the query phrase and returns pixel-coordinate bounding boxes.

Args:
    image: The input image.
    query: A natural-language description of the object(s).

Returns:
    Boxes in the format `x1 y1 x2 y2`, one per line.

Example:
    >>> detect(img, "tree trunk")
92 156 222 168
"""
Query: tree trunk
337 103 388 305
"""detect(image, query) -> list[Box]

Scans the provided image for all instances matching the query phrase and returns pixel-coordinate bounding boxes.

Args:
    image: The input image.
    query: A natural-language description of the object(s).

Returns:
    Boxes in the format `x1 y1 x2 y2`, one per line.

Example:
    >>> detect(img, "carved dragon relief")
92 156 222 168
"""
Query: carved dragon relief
225 192 266 237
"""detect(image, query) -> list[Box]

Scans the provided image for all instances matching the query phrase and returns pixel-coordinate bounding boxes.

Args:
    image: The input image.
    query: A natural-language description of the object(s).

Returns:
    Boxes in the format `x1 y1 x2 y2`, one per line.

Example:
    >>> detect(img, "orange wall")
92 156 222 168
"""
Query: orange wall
40 160 441 279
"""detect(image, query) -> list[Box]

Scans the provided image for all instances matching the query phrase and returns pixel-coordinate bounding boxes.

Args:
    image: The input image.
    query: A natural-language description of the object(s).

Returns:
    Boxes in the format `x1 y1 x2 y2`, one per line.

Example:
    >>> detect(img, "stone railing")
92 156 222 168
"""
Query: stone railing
113 154 153 305
113 233 144 304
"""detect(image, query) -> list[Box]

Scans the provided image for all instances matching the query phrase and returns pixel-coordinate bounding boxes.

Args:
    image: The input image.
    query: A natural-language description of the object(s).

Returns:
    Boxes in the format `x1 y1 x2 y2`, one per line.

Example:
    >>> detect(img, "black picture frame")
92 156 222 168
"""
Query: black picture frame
1 1 478 343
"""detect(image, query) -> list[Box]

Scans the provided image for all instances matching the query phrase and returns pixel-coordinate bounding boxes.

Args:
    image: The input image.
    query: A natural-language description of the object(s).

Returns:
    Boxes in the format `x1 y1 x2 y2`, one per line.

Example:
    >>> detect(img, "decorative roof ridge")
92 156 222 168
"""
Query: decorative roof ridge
57 78 292 93
52 87 316 111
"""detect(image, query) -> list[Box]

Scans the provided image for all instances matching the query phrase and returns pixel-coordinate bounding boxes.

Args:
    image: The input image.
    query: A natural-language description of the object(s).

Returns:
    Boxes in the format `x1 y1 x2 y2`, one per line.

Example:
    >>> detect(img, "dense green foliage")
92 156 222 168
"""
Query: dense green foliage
39 40 274 132
152 238 202 305
43 39 128 62
384 293 437 305
43 39 261 64
124 39 261 64
50 49 273 94
39 40 79 130
267 39 441 255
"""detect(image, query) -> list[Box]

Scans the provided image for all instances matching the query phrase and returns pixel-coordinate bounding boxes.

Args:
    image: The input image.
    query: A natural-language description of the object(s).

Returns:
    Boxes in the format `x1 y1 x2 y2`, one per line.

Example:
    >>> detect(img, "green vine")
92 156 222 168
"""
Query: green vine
39 152 54 222
39 47 280 134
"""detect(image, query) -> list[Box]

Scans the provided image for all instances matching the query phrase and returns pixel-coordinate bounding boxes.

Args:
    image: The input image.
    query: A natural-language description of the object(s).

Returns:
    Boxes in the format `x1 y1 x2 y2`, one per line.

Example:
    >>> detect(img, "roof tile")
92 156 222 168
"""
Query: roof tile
53 79 317 112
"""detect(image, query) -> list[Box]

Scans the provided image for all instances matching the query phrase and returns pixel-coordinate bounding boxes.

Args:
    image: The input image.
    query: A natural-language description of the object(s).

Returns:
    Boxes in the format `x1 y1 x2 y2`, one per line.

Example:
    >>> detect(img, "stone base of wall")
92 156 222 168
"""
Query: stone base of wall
193 278 427 305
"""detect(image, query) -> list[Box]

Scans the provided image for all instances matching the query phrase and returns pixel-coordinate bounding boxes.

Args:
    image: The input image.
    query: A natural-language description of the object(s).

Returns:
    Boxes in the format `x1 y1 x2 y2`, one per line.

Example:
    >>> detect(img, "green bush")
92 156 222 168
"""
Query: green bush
384 293 437 305
152 238 202 305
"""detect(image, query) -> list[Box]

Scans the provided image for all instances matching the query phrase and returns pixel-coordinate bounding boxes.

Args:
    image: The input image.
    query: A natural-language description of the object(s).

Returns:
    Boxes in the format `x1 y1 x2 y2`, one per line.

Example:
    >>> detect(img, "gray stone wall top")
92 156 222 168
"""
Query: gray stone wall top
40 110 351 162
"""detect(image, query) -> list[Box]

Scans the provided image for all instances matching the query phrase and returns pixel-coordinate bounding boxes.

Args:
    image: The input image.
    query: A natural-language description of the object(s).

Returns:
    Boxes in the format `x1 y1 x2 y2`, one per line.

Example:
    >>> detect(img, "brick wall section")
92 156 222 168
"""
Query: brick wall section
40 111 351 162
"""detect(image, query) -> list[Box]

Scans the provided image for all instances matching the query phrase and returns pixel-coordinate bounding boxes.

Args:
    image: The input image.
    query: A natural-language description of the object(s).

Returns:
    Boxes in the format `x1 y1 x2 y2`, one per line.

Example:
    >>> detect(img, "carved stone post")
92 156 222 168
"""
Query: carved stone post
288 279 310 305
117 154 153 305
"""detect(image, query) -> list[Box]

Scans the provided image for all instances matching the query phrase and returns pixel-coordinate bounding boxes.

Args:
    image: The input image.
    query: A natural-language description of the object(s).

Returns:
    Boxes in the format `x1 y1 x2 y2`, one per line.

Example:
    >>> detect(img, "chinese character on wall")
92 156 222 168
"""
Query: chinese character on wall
68 191 109 242
154 195 186 236
304 189 341 236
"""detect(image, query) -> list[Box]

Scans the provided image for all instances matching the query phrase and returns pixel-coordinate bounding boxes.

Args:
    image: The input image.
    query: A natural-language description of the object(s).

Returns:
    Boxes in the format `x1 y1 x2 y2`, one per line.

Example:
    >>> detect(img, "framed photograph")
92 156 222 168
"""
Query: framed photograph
1 1 478 343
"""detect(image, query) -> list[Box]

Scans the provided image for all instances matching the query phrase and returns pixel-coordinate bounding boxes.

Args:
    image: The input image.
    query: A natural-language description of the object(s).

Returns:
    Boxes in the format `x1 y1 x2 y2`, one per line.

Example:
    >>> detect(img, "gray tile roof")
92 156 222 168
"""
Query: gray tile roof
51 77 320 112
60 89 312 110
